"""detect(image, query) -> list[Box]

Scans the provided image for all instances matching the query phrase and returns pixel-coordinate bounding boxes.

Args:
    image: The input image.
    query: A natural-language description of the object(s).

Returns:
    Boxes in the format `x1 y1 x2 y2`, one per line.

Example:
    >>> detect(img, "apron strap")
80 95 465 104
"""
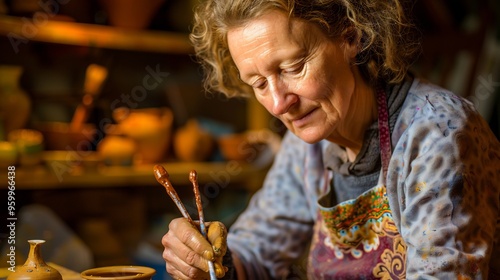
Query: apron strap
377 86 392 180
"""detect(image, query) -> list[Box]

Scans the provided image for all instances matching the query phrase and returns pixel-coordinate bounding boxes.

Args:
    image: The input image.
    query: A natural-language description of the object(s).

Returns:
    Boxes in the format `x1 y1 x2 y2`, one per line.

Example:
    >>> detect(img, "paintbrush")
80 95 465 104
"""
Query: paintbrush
153 165 217 280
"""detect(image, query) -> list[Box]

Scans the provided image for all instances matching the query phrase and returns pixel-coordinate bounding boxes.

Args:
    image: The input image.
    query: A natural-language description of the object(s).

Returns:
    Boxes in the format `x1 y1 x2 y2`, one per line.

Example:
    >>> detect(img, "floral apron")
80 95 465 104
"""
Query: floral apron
307 88 407 279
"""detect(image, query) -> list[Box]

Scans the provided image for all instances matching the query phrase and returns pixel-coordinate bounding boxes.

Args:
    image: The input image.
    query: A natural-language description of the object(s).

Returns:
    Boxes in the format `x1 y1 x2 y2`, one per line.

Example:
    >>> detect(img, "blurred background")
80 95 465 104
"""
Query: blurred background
0 0 498 279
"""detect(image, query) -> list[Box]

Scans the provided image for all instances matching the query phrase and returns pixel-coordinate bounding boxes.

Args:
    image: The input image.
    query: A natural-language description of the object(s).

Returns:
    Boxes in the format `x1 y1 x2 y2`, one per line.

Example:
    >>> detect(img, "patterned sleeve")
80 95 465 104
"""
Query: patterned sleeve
387 85 500 279
227 131 316 279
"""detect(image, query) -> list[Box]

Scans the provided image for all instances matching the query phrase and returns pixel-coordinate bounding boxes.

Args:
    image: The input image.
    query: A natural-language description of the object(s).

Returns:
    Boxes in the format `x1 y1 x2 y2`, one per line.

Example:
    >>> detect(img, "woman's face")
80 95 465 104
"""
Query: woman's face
227 10 367 144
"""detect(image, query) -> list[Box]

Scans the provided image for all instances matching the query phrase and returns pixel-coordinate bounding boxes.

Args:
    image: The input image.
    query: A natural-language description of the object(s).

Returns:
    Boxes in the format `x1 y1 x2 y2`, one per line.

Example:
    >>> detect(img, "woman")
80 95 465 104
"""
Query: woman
161 0 500 279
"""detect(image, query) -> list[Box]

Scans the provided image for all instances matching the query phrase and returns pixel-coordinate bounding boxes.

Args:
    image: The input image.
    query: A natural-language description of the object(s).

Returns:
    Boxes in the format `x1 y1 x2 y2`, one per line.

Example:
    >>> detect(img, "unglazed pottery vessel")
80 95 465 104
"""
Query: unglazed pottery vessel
81 266 156 280
0 66 31 140
112 107 173 164
173 119 215 162
7 240 62 280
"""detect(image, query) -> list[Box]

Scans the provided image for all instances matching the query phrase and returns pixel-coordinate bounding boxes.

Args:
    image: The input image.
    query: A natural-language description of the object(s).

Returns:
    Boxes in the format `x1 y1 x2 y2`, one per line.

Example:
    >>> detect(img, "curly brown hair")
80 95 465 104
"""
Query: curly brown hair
190 0 420 98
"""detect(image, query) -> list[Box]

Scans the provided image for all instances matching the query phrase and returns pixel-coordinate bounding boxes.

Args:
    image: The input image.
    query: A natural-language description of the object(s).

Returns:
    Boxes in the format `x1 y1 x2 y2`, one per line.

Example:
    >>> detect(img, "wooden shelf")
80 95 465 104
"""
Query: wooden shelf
0 15 275 193
0 15 193 54
14 159 267 192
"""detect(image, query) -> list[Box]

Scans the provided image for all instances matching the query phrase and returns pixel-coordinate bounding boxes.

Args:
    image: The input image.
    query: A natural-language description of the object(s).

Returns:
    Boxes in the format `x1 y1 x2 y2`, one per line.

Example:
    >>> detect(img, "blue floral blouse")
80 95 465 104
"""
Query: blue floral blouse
226 78 500 279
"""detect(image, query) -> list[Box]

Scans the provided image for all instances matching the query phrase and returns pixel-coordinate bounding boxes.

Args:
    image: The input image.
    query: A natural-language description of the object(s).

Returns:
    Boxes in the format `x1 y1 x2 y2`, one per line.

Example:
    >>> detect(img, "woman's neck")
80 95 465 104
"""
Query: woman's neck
327 79 378 162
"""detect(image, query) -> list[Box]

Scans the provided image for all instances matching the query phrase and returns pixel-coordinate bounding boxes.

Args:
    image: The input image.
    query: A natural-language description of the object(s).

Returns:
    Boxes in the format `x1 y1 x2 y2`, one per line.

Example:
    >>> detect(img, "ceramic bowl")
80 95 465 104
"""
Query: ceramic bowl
218 129 282 166
173 119 215 162
7 128 44 166
112 107 173 164
35 122 97 151
218 133 254 162
81 266 155 280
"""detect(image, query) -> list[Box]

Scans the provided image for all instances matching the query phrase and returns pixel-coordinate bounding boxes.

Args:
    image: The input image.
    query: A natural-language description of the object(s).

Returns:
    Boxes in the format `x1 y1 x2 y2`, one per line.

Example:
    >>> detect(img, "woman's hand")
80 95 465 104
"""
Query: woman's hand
162 217 228 279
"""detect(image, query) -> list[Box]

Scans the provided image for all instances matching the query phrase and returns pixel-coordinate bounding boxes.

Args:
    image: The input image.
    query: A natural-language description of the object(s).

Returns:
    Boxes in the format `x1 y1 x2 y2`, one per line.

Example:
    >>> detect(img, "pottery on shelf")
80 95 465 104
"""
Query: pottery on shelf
99 0 165 30
97 135 136 166
112 107 174 164
0 66 31 141
7 129 44 167
7 240 62 280
173 119 215 162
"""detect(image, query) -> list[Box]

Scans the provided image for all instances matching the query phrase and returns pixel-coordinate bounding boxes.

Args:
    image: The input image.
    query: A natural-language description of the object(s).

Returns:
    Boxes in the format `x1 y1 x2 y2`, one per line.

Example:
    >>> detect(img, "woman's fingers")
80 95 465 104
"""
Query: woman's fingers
164 247 214 279
207 221 228 257
162 218 214 279
173 218 215 259
206 221 228 277
213 255 228 277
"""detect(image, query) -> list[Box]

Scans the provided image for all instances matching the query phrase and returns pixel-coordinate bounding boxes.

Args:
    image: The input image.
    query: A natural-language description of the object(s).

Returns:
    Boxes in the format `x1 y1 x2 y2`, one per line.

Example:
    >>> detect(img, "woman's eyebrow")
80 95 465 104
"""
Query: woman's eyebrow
237 45 306 84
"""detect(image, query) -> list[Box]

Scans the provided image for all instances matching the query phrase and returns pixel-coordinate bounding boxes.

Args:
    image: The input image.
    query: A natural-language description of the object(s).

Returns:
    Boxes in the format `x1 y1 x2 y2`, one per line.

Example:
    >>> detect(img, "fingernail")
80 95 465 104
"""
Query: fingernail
203 250 213 260
216 267 226 278
213 246 221 255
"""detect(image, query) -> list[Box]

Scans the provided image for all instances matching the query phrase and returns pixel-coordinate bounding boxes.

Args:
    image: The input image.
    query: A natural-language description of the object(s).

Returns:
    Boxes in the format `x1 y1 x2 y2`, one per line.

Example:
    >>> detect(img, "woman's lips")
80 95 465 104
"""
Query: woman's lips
291 108 317 128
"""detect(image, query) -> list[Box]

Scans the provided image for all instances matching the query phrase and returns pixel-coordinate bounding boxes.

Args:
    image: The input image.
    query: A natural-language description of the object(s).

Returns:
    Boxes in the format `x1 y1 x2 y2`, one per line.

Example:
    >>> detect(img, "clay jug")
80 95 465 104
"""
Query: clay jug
7 240 62 280
0 66 31 141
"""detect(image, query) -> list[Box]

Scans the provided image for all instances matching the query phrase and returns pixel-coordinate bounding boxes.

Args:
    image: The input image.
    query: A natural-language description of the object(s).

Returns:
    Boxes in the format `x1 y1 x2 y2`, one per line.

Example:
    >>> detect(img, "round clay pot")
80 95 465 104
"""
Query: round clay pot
7 240 63 280
97 135 136 166
113 107 174 164
0 66 31 138
100 0 165 30
218 133 254 162
7 129 44 166
36 122 96 151
173 119 215 162
0 141 18 168
81 266 156 280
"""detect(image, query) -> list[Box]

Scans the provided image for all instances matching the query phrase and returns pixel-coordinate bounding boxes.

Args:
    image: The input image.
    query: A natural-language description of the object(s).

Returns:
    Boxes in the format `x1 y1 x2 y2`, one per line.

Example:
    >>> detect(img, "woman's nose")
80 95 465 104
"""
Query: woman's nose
268 78 297 115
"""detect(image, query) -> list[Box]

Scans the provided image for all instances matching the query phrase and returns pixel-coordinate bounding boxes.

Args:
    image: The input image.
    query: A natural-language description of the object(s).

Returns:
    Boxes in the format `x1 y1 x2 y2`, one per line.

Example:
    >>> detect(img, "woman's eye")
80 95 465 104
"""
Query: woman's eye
283 63 304 74
252 78 267 89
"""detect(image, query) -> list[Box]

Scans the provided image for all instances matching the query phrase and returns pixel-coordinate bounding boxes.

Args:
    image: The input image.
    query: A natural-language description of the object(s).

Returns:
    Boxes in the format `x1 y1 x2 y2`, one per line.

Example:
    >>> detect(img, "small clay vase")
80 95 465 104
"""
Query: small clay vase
7 240 63 280
0 66 31 139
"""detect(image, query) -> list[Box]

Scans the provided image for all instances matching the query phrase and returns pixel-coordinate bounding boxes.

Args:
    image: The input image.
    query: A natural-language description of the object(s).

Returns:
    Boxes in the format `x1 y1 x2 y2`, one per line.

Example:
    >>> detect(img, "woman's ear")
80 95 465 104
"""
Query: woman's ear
341 26 361 60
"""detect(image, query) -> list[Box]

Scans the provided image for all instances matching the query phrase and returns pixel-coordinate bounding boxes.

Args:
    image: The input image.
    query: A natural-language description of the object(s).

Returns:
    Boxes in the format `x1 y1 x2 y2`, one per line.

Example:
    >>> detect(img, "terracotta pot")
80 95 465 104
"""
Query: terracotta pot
97 135 136 166
81 266 155 280
100 0 165 30
36 122 96 151
173 119 215 162
8 129 44 166
0 66 31 140
218 129 282 165
112 107 173 164
218 133 256 162
7 240 62 280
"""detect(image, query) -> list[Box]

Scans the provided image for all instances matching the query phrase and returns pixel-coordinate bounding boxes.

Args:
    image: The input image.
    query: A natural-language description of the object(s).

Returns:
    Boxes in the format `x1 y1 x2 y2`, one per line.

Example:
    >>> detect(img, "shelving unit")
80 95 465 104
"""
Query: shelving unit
0 14 274 192
15 155 268 192
0 15 193 53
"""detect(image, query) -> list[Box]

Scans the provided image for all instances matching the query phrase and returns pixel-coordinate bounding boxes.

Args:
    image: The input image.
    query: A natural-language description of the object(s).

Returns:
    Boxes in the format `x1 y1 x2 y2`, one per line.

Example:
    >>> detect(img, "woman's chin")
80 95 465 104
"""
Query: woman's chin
293 128 326 144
